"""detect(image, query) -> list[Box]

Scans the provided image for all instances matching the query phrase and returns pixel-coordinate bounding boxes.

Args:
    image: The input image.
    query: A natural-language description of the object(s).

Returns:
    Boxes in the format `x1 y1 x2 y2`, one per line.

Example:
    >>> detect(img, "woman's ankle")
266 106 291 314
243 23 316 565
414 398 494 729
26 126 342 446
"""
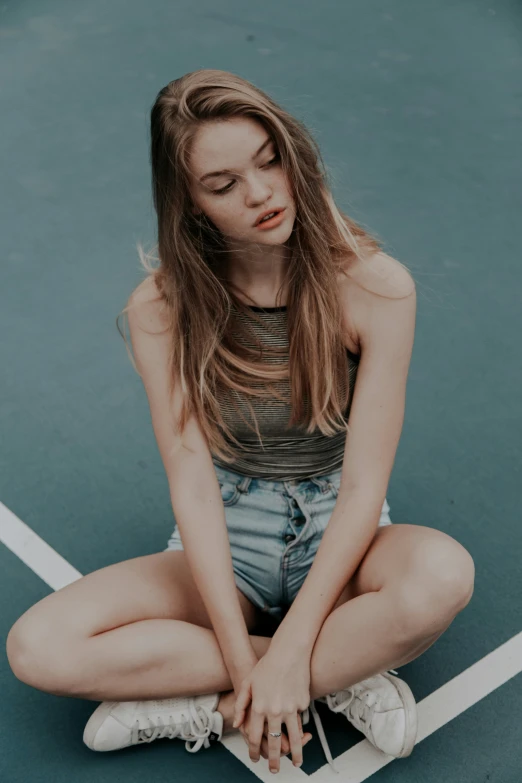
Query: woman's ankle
217 690 237 734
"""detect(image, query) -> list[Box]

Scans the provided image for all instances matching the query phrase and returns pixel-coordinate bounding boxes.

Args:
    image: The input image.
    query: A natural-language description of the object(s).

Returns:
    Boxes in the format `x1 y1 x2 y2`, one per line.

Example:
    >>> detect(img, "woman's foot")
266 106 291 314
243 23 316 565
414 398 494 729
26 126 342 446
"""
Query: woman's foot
315 671 418 758
83 693 224 752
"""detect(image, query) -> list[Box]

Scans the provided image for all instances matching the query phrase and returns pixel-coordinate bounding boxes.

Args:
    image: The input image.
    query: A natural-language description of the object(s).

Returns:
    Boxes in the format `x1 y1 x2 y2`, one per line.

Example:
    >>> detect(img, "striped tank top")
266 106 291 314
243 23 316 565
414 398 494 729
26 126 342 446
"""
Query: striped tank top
211 304 360 481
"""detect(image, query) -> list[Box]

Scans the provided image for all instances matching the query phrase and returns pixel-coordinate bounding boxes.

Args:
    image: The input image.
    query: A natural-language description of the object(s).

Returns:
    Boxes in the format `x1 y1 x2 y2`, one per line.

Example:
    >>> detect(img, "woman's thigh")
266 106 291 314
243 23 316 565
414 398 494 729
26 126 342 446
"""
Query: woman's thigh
8 550 262 646
333 523 475 608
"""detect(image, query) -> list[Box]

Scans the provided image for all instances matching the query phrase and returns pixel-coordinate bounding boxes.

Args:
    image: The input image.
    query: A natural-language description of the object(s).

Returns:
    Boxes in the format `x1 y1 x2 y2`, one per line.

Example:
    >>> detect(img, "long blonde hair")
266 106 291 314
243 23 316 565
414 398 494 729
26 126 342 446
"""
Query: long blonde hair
117 68 390 464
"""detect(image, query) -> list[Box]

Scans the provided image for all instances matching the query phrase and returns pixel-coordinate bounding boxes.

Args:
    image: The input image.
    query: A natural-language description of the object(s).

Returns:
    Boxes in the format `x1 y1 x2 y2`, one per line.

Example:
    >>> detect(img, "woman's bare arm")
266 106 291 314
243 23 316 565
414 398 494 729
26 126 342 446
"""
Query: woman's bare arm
127 280 258 684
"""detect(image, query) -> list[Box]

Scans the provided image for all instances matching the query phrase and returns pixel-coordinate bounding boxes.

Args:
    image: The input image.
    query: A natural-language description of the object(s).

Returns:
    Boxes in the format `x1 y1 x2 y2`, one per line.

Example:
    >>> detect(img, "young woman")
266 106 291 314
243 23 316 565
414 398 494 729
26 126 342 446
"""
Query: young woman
6 69 475 775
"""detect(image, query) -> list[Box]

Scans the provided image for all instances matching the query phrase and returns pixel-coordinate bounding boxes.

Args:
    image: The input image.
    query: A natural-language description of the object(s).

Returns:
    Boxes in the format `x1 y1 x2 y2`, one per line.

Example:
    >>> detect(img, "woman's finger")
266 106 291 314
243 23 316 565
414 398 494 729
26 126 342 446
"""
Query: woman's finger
261 735 313 760
266 717 283 774
266 726 290 756
246 709 265 763
285 712 306 768
232 681 252 728
261 734 286 759
293 713 305 742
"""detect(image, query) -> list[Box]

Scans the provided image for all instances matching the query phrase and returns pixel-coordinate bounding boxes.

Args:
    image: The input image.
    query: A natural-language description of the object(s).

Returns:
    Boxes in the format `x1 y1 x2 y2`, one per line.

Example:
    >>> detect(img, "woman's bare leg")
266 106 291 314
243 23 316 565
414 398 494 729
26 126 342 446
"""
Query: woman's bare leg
6 551 266 716
308 524 474 697
6 607 442 738
7 526 474 734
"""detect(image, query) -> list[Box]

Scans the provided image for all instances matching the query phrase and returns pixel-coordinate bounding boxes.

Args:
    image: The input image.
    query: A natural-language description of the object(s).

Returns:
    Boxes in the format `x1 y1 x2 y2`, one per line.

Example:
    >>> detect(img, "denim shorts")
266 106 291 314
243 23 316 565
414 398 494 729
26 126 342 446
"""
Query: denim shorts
164 460 392 625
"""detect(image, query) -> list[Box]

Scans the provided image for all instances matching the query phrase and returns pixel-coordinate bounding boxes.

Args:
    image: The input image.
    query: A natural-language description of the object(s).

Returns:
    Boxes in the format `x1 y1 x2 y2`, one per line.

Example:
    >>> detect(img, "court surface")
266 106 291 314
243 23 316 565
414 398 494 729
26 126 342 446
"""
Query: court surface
1 0 521 781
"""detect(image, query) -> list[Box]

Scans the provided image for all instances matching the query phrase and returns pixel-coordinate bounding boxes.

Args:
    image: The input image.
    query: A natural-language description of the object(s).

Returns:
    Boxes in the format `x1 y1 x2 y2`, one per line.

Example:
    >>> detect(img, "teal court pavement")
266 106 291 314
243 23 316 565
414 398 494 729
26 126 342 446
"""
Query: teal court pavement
1 0 521 780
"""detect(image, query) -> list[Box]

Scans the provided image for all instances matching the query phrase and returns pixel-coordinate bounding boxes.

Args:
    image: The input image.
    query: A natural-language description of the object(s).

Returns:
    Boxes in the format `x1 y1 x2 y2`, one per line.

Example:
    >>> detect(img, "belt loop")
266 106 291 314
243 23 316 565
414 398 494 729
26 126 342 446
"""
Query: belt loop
310 476 329 493
237 475 251 493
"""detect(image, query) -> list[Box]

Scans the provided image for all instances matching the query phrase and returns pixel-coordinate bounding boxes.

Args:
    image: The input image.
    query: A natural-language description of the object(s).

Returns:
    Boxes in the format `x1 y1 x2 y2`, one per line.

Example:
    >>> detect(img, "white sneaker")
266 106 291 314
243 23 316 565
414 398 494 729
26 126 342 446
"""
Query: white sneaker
310 671 418 760
83 693 224 753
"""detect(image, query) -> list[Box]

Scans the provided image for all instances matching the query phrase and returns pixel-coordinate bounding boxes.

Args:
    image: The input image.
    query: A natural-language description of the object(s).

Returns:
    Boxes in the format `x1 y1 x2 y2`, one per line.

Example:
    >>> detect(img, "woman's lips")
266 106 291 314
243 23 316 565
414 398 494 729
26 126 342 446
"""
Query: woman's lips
255 209 287 230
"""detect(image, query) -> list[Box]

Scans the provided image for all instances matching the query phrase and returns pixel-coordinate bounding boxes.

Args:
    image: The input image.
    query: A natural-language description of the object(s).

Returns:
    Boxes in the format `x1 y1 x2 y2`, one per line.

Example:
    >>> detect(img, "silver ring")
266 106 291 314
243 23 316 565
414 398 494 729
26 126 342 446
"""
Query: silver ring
268 731 282 738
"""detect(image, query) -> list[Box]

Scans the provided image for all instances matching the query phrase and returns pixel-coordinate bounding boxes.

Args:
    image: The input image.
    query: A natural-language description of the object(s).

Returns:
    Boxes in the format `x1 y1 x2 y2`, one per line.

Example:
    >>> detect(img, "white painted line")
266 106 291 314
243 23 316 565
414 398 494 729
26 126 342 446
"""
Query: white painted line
2 500 521 782
0 501 82 590
310 631 522 782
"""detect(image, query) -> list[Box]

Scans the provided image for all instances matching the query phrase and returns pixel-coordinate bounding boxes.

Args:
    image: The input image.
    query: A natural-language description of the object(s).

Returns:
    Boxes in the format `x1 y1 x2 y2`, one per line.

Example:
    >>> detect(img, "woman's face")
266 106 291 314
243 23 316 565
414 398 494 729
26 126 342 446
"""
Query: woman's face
187 117 296 248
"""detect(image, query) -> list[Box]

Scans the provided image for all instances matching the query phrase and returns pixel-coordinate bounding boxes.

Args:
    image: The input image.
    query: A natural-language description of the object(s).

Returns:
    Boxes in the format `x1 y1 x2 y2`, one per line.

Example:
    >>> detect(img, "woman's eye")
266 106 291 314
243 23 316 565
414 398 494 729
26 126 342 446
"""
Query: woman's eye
264 154 280 168
212 155 280 195
213 182 233 195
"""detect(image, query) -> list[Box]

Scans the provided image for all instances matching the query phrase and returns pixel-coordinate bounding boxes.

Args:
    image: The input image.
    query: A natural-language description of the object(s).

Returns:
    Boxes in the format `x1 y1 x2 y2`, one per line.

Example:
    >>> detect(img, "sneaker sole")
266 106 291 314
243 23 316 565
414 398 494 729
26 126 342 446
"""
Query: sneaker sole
381 673 418 757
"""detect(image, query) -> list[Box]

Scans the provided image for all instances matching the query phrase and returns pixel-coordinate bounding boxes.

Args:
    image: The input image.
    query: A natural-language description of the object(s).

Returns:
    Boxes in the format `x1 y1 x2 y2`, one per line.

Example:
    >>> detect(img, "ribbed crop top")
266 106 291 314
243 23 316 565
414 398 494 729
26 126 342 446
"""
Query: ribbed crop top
211 304 359 481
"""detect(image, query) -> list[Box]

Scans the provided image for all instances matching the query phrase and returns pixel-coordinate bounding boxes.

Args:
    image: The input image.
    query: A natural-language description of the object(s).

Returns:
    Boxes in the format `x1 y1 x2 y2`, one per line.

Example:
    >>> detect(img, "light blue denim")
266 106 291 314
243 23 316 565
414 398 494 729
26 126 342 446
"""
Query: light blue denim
165 460 392 625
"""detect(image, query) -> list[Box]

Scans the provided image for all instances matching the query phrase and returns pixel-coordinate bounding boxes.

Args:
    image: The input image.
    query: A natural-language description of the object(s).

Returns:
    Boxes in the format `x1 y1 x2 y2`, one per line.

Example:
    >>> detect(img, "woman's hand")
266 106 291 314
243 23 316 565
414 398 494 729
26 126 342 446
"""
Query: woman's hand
230 656 312 764
232 650 313 773
237 703 312 763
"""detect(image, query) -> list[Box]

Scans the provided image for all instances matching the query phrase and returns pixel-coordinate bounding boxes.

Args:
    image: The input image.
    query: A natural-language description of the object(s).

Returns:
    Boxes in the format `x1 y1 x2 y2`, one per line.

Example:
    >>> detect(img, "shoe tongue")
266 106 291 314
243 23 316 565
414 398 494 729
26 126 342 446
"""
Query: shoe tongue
195 693 220 712
151 699 182 709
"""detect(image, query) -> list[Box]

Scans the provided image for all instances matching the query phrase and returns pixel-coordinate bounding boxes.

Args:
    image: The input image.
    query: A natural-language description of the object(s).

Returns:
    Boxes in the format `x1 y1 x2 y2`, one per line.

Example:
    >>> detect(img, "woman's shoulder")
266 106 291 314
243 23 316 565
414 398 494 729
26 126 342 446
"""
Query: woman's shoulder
337 252 416 354
338 251 415 299
128 275 170 333
130 275 162 304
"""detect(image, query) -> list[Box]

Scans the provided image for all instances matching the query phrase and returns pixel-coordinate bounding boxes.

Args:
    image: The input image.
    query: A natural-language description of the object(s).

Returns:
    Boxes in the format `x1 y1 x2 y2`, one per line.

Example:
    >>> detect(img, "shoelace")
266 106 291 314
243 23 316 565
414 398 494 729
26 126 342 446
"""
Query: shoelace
302 669 399 775
131 699 215 754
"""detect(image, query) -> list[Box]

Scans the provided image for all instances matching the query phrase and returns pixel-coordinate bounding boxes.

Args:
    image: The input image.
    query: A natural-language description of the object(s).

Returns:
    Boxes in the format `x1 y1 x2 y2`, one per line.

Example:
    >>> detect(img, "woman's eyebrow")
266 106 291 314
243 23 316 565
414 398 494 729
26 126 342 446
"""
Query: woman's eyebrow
199 137 273 183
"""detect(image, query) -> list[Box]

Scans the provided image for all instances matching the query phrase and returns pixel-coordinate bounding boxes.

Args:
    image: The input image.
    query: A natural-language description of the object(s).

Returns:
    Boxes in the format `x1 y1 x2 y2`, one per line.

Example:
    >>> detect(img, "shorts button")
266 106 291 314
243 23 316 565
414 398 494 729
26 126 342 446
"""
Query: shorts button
284 533 296 544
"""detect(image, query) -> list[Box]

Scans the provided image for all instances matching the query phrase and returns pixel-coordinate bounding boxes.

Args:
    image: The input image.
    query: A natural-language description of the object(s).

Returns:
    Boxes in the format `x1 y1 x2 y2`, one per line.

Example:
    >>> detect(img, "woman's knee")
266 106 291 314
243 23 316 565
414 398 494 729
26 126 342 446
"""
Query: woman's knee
6 605 80 695
392 535 475 639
